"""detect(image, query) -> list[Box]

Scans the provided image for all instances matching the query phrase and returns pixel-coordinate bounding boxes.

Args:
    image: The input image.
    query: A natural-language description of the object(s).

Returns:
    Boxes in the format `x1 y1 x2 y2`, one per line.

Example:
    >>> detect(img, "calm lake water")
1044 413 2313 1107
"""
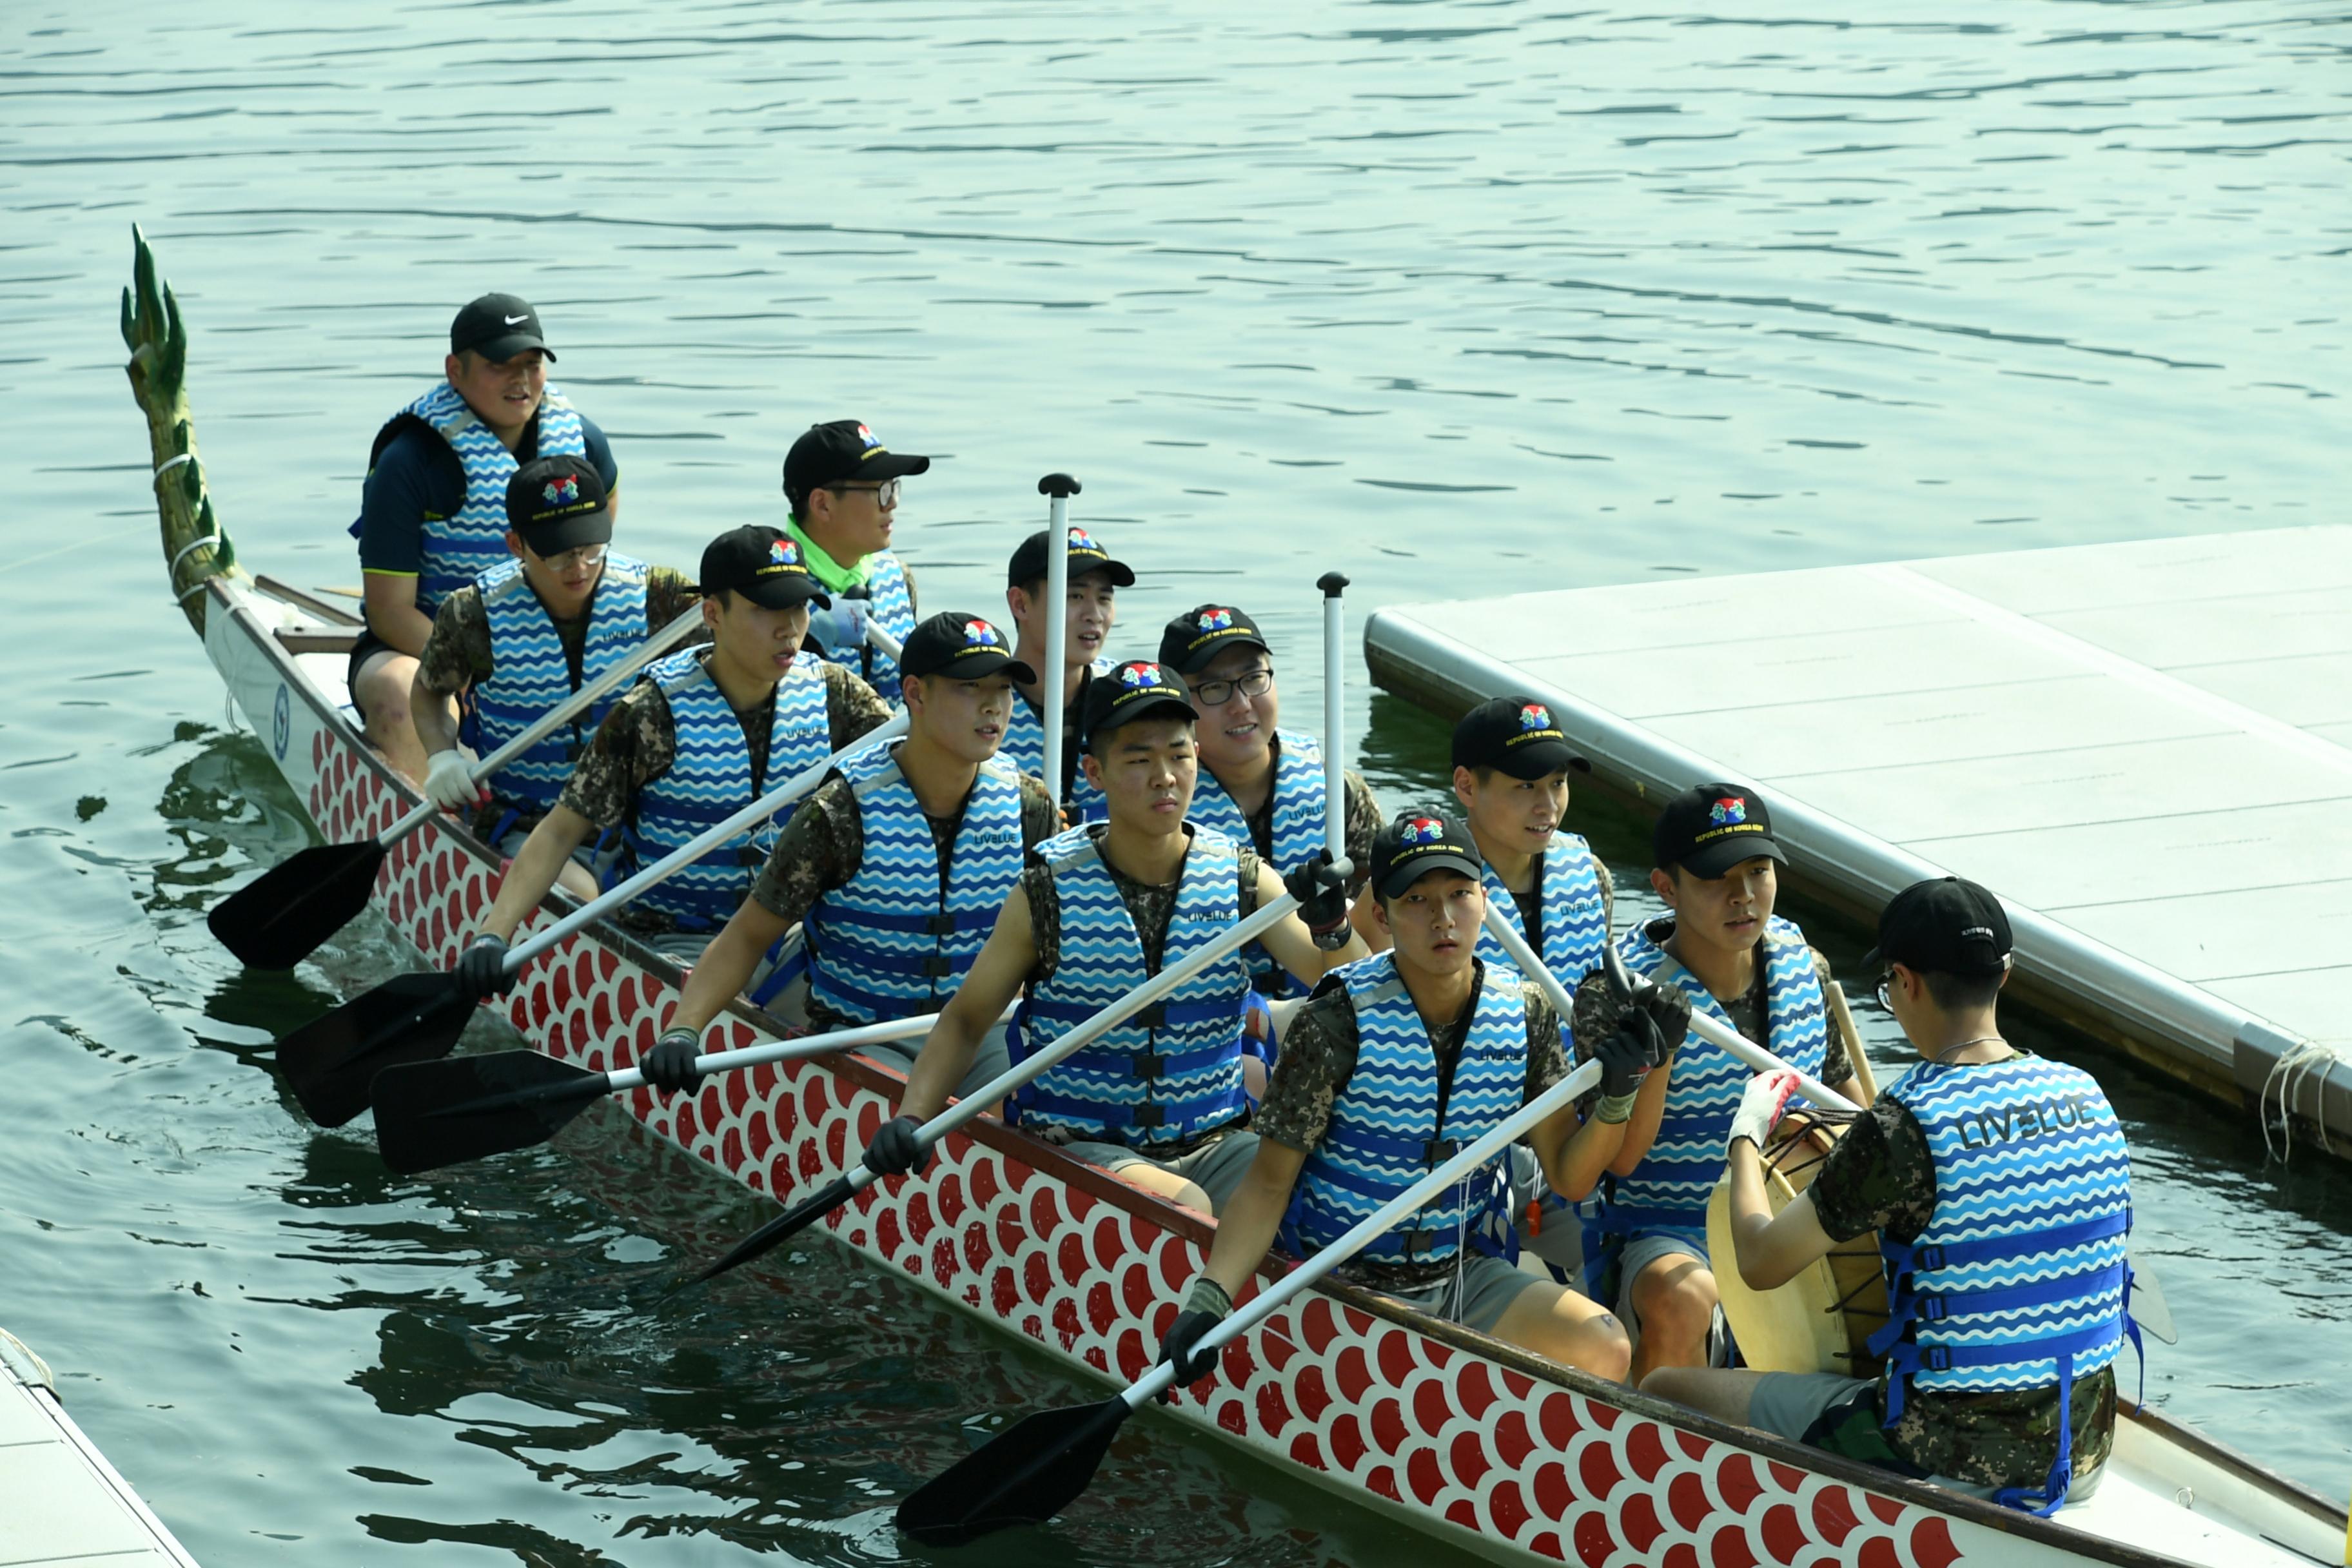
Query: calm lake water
3 1 2346 1562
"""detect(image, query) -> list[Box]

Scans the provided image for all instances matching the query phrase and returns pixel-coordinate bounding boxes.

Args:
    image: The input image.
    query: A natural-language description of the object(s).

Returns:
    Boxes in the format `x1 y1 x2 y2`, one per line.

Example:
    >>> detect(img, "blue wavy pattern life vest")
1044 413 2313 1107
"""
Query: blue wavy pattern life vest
1009 825 1250 1146
472 553 650 818
999 655 1112 803
362 383 587 618
1186 727 1329 999
1475 834 1609 988
803 748 1027 1023
622 649 832 931
1592 916 1829 1250
1868 1054 2136 1515
802 549 915 703
1282 954 1527 1267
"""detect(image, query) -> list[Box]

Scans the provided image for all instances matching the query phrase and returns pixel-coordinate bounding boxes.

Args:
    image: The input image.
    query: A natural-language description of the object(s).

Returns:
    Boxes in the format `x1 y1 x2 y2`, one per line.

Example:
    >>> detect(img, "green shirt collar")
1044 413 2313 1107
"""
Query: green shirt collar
785 519 868 592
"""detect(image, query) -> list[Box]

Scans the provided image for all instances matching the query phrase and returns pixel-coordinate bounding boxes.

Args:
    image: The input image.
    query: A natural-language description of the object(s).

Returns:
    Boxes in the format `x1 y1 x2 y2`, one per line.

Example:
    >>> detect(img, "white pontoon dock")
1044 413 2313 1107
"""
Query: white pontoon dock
1 1328 200 1567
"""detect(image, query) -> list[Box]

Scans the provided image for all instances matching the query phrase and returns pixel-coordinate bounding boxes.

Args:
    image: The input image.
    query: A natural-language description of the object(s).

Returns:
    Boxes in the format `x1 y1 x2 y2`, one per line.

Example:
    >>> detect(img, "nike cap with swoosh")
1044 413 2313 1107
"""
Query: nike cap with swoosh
450 292 555 363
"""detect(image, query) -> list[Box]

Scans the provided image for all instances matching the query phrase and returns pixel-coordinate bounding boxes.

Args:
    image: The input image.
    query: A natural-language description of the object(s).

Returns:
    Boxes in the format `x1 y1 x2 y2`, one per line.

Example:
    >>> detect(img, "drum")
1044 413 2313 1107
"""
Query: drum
1705 1107 1890 1377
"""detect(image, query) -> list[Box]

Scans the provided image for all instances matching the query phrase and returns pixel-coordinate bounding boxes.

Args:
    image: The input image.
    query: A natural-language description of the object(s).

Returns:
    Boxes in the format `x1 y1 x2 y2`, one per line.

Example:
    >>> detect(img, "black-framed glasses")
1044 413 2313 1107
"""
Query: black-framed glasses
824 478 901 507
1189 667 1273 707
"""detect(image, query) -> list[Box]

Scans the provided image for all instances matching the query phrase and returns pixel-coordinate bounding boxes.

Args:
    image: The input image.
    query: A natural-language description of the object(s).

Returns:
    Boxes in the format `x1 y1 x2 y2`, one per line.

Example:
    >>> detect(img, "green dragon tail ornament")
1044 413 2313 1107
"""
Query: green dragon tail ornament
122 224 243 634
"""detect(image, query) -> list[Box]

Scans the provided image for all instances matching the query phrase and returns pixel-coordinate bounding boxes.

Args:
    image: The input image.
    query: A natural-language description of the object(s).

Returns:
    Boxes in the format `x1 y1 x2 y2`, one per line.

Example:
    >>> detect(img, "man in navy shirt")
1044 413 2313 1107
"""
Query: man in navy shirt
349 294 620 781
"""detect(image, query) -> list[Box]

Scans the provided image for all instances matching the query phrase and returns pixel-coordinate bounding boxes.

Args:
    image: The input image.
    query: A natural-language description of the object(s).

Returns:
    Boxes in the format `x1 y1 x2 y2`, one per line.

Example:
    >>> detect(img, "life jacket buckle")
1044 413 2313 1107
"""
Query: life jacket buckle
1919 1295 1947 1322
1131 1103 1166 1130
1131 1052 1166 1081
1132 1001 1166 1029
1923 1346 1952 1373
921 954 954 979
1423 1137 1463 1164
925 912 959 936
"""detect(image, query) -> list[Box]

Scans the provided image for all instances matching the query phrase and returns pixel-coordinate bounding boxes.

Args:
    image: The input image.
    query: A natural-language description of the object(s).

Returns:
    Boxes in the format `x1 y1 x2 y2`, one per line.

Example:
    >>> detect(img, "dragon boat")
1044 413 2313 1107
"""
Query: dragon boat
123 230 2349 1568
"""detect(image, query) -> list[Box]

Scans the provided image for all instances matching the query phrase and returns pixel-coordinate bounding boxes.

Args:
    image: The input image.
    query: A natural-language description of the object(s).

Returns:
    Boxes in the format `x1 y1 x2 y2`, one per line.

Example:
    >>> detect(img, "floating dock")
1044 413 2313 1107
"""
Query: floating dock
1366 524 2352 1158
1 1328 201 1567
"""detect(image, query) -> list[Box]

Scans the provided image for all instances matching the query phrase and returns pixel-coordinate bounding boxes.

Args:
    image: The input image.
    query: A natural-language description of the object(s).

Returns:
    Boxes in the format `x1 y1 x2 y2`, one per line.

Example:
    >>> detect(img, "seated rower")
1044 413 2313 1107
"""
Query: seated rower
998 524 1131 818
859 660 1367 1216
785 420 928 703
1157 813 1681 1381
409 455 701 901
1449 695 1616 1283
1581 783 1866 1383
1647 877 2135 1513
350 294 618 783
635 612 1059 1100
450 525 892 994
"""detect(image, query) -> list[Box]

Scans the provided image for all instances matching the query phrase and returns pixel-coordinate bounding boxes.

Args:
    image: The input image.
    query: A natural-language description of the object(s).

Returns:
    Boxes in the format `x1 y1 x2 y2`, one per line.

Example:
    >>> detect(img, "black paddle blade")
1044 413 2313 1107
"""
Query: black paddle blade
896 1396 1135 1547
370 1049 609 1174
207 839 387 970
277 971 475 1128
691 1174 856 1284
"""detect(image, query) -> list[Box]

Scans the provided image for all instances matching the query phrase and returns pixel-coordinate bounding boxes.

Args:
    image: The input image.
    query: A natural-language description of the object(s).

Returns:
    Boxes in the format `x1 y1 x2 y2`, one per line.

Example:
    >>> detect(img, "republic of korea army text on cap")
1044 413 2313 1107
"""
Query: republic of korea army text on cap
1367 811 1485 901
897 611 1037 685
450 292 553 362
1006 524 1137 589
1652 781 1787 878
1081 660 1197 749
504 455 612 555
696 525 832 610
781 420 932 507
1158 603 1270 676
1451 693 1590 780
1863 876 2014 977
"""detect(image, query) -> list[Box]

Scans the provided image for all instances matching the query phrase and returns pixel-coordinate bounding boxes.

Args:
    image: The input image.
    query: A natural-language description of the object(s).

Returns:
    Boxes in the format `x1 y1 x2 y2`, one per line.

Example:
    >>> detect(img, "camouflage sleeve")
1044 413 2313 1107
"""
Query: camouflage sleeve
1521 983 1569 1099
1020 861 1061 986
824 663 896 750
902 561 918 616
1340 769 1382 896
415 586 493 698
1594 856 1615 932
1251 983 1360 1153
556 680 676 831
1814 948 1854 1090
1807 1097 1936 1244
645 567 714 651
1016 773 1060 848
1237 847 1262 918
1569 968 1622 1063
750 774 863 926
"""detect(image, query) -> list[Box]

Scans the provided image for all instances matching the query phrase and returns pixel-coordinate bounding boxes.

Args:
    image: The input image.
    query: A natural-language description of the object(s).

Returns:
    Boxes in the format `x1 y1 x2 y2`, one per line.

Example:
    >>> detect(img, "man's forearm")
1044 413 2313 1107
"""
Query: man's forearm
478 812 594 942
1540 1108 1626 1204
667 916 774 1037
1725 1142 1774 1273
1204 1167 1290 1298
364 592 436 657
897 1012 982 1122
410 674 466 756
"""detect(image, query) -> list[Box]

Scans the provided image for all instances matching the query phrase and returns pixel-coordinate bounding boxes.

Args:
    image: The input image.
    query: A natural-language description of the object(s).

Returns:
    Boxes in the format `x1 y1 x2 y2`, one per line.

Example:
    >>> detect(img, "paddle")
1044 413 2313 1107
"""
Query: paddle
1037 474 1077 807
274 709 912 1128
208 607 703 970
895 1054 1605 1545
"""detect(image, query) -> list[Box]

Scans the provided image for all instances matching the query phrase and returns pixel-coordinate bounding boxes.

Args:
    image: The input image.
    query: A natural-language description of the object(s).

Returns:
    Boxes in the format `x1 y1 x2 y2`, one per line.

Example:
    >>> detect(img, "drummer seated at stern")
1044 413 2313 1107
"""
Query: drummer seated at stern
861 660 1368 1216
1646 877 2138 1514
1159 812 1690 1382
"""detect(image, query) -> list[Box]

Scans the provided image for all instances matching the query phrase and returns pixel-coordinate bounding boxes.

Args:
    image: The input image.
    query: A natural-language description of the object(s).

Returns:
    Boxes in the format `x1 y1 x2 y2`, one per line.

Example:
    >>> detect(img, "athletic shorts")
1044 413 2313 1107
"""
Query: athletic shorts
1381 1251 1548 1336
1745 1373 2104 1505
347 625 400 695
1066 1127 1261 1214
495 823 619 877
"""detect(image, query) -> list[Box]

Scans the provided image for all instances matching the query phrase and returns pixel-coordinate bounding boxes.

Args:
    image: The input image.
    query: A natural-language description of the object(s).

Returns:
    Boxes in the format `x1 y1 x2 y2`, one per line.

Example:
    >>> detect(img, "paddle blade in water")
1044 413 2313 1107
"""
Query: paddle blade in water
277 971 474 1128
692 1174 856 1284
896 1396 1134 1547
206 839 387 970
371 1049 609 1174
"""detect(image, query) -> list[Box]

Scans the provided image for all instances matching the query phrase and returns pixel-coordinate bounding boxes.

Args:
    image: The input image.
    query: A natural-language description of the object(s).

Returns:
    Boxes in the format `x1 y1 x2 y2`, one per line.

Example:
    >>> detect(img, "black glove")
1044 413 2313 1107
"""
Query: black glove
1157 1313 1226 1399
863 1113 928 1179
1638 981 1692 1063
454 934 516 1000
640 1026 703 1094
1283 851 1352 950
1594 1013 1656 1100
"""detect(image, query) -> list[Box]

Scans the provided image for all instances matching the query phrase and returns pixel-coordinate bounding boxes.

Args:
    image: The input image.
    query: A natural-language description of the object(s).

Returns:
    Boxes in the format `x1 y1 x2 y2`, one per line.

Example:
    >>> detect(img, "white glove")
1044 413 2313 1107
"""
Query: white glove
423 749 484 812
1727 1069 1801 1155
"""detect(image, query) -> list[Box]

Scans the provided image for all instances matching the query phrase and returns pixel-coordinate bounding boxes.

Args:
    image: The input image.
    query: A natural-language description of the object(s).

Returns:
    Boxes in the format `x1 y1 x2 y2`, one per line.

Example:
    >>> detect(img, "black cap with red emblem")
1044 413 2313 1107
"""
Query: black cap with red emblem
1652 782 1787 878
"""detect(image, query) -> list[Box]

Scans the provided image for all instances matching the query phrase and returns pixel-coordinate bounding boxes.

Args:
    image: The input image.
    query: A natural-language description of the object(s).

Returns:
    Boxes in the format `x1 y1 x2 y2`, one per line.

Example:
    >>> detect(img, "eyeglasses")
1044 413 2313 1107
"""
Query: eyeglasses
534 542 607 571
824 478 901 507
1188 667 1273 707
1876 969 1899 1011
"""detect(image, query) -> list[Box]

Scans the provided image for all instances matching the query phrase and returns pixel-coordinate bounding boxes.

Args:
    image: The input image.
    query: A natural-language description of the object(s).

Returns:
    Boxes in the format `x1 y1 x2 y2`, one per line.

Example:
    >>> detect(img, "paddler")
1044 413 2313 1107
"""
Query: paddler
349 294 618 783
409 455 701 900
1647 877 2135 1513
449 525 892 995
857 660 1369 1215
997 524 1132 814
1580 783 1866 1383
783 420 929 703
1154 812 1683 1380
634 611 1059 1100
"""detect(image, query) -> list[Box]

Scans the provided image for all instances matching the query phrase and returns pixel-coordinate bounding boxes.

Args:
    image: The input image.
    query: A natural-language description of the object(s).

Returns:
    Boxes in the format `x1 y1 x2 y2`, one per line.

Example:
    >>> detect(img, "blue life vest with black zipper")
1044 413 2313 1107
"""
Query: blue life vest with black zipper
357 383 587 620
999 655 1112 805
471 553 650 819
621 648 832 932
1589 916 1830 1253
1867 1053 2137 1516
804 747 1028 1023
1282 953 1527 1268
1475 834 1609 989
1186 727 1331 1000
801 548 915 704
1008 824 1251 1146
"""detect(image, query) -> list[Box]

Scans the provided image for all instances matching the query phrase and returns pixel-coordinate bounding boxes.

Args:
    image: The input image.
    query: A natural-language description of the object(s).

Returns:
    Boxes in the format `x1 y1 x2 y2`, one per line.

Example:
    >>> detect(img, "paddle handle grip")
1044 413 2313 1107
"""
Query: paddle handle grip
1041 484 1071 809
1318 573 1348 864
1130 1053 1607 1409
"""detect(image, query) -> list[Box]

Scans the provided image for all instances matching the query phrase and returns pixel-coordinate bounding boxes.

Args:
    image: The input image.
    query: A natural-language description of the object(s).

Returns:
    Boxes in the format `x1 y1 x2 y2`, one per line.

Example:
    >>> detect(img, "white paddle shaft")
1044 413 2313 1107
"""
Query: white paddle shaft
1041 491 1070 807
1320 580 1346 863
605 1001 1016 1092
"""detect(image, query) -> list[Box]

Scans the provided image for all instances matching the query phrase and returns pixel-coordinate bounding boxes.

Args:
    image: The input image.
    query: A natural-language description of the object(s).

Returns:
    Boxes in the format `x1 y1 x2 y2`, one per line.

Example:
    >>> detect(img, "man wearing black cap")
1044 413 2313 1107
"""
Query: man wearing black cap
1648 877 2135 1512
781 420 930 703
860 660 1366 1215
1155 812 1680 1382
1578 782 1865 1384
637 612 1061 1101
349 293 620 783
451 526 892 988
407 455 701 899
997 524 1133 814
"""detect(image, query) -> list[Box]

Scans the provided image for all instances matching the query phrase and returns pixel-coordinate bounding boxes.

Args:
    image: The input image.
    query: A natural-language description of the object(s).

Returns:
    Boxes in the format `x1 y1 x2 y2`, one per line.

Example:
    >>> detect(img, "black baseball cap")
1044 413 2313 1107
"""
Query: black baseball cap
1652 781 1788 878
1159 603 1270 675
899 611 1036 684
1367 811 1485 901
782 420 931 507
1452 694 1589 780
1864 877 2013 977
1007 525 1137 590
505 455 612 553
695 525 832 611
450 292 553 363
1081 660 1197 750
